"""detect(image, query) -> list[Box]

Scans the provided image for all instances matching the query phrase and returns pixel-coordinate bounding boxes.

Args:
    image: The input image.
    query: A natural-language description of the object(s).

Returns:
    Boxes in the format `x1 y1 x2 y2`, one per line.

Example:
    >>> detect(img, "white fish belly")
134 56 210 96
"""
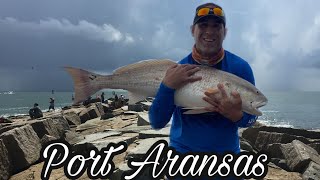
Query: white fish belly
174 70 221 108
174 87 211 108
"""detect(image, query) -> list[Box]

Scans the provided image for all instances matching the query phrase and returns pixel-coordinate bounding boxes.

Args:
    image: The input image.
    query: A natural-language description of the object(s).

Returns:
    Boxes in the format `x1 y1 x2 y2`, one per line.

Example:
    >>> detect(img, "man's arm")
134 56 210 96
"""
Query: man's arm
234 112 258 128
149 83 176 129
231 62 258 128
149 64 202 129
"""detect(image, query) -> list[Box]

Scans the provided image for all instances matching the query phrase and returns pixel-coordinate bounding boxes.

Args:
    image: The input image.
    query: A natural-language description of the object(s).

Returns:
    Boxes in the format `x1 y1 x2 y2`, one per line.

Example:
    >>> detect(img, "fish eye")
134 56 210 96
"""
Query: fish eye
250 101 253 104
256 91 259 94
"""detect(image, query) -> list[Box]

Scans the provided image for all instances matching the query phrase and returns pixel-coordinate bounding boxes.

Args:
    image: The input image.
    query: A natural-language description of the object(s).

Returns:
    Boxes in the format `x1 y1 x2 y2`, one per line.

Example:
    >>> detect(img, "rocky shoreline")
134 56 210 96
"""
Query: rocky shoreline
0 100 319 180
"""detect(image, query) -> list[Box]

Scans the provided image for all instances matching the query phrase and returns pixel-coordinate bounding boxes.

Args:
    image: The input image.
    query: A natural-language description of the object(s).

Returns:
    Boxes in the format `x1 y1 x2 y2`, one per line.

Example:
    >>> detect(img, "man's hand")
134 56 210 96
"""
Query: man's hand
203 83 243 122
162 64 202 89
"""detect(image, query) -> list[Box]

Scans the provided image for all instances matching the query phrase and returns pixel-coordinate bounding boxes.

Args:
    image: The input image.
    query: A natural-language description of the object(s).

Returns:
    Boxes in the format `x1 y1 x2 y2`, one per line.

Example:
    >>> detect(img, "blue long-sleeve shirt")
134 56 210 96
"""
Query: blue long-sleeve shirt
149 51 258 154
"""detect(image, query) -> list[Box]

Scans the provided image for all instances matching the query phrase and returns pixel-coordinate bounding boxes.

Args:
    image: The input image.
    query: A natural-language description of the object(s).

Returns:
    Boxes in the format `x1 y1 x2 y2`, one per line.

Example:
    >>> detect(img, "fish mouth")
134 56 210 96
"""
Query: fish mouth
249 101 268 116
254 101 267 109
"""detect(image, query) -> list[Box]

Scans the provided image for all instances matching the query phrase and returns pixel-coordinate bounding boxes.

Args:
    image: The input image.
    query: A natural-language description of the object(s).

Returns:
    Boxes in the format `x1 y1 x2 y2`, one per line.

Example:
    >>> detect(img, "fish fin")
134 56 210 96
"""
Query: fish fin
113 59 176 74
64 67 102 104
128 91 147 104
204 87 219 94
183 108 210 114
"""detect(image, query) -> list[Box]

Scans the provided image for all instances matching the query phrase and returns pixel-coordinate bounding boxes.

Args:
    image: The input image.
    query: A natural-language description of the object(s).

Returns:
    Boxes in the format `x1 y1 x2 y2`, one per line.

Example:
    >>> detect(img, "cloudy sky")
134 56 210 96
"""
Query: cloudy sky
0 0 320 92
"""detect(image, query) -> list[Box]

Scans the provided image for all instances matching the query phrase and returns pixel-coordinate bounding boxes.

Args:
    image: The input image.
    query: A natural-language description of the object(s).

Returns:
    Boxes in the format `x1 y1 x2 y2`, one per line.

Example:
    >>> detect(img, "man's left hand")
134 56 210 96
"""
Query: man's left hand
203 83 243 122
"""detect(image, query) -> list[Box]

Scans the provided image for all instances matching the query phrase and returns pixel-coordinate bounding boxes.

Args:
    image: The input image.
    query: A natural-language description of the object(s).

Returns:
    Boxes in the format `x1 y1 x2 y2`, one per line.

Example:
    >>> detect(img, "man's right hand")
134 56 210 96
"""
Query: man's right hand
162 64 202 89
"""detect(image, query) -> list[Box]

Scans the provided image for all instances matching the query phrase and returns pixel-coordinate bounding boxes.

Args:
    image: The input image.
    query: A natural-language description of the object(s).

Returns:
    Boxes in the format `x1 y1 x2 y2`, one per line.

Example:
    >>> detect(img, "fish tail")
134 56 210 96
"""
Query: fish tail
64 67 104 104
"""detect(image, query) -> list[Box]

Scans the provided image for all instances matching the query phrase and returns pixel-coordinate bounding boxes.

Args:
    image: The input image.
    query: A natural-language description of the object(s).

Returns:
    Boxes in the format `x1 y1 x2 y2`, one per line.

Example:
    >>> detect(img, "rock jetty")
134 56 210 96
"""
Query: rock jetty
0 100 319 180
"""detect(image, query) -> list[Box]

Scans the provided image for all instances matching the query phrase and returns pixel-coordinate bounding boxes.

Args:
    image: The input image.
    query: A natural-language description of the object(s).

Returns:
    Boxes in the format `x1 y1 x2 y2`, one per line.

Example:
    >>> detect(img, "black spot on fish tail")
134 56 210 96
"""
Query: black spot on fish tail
89 74 97 80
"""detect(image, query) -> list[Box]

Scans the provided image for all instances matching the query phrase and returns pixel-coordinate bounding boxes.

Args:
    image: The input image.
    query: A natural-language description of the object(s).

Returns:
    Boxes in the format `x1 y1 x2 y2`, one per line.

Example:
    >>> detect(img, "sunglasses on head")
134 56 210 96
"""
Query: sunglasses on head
197 7 224 17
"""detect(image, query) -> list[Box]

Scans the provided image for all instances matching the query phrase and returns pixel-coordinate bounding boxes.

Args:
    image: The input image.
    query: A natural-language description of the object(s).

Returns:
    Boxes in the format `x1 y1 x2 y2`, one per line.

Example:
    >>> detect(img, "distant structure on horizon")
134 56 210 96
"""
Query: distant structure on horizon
52 89 54 94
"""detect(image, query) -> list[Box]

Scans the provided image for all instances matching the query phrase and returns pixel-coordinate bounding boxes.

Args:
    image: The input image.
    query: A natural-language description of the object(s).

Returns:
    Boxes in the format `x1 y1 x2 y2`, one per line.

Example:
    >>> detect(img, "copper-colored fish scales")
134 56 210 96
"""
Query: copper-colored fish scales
65 59 268 116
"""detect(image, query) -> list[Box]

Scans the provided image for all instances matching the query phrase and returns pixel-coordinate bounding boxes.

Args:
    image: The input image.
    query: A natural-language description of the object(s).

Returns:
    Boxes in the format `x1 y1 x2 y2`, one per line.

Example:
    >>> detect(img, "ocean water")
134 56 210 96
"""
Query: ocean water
0 89 127 118
259 91 320 130
0 91 319 130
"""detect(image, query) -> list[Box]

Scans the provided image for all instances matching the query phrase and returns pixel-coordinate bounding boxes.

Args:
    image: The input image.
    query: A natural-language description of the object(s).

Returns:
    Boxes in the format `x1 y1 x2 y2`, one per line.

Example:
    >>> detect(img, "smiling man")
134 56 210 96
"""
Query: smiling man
149 2 258 155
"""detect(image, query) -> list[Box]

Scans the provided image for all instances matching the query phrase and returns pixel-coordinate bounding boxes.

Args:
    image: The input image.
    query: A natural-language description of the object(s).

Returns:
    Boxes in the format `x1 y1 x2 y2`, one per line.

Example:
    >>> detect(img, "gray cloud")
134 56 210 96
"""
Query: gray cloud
0 0 320 92
0 17 134 44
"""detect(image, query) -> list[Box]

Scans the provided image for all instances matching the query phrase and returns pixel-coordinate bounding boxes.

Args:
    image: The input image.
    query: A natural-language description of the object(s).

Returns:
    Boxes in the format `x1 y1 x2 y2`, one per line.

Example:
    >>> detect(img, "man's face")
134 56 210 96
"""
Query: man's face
192 17 226 57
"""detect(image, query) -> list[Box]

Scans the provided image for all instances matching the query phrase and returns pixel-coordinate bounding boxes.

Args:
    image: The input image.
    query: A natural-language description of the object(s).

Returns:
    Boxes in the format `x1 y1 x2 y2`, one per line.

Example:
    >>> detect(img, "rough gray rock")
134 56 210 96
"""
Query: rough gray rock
255 131 309 151
266 143 285 159
309 143 320 154
242 126 320 148
85 134 138 151
64 130 84 145
110 162 131 180
73 131 123 154
281 140 320 173
78 110 91 123
0 124 24 135
124 111 139 115
75 121 99 132
127 137 169 160
140 101 152 111
101 109 125 120
121 114 137 121
101 103 110 113
100 112 115 120
128 104 144 112
302 162 320 180
95 102 105 116
137 112 150 126
76 131 122 145
0 125 41 174
259 126 320 139
63 111 81 125
0 139 11 180
139 127 170 139
241 127 260 146
114 125 152 133
87 105 101 119
270 158 290 171
111 162 155 180
40 134 58 147
29 116 70 139
240 139 254 152
114 109 125 115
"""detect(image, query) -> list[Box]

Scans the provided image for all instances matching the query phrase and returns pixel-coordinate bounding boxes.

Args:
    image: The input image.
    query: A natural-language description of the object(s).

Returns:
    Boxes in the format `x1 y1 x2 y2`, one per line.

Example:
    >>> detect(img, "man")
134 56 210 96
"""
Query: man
49 97 55 111
149 2 257 154
101 92 105 103
29 103 43 119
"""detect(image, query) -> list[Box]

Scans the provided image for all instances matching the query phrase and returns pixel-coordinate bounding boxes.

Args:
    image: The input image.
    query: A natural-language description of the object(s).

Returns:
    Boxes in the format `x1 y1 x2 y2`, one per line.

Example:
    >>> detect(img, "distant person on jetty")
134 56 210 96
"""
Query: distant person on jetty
48 97 55 111
119 94 125 106
112 91 119 101
112 91 120 108
101 92 105 103
29 103 43 119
